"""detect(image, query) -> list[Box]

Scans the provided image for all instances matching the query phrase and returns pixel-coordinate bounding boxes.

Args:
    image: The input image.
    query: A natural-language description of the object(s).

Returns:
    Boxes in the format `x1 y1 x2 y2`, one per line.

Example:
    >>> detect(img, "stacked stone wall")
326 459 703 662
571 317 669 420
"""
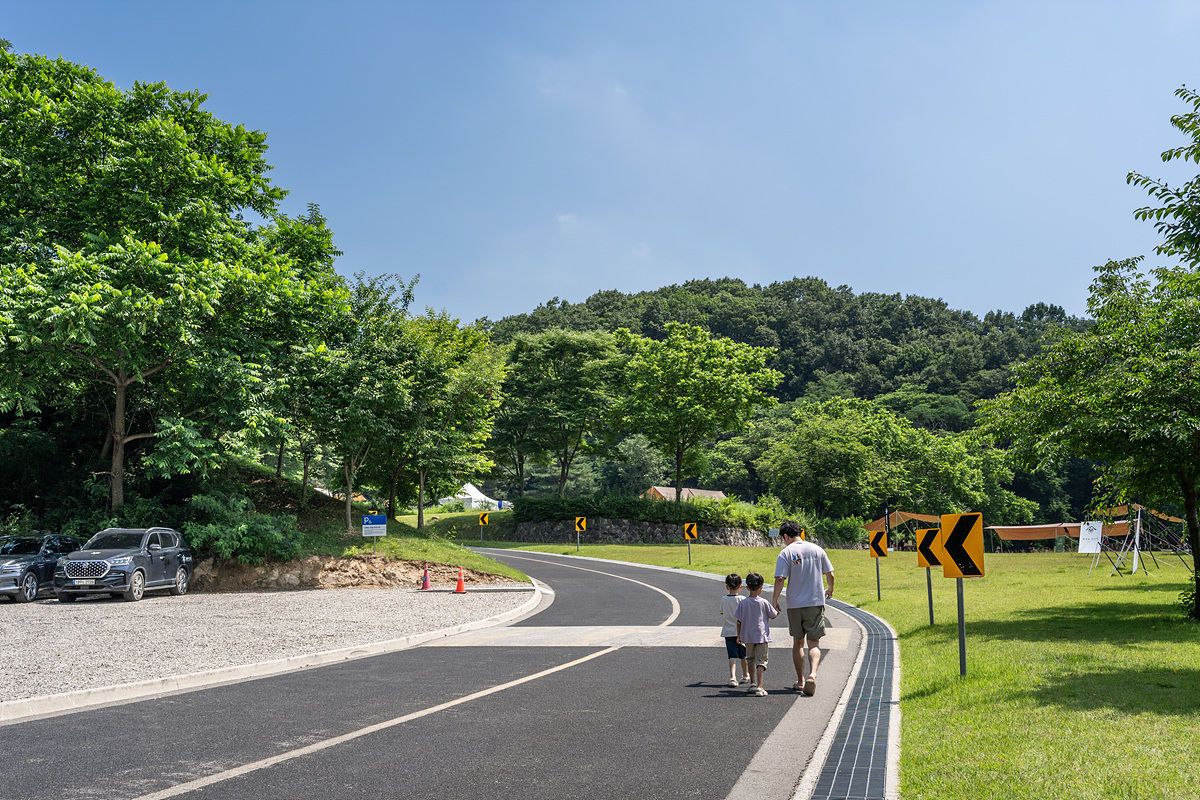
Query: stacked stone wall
512 518 771 547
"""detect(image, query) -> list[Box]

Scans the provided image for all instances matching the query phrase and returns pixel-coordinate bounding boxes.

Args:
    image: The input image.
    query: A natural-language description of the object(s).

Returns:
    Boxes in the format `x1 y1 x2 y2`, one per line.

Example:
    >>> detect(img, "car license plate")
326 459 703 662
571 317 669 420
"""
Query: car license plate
73 579 95 585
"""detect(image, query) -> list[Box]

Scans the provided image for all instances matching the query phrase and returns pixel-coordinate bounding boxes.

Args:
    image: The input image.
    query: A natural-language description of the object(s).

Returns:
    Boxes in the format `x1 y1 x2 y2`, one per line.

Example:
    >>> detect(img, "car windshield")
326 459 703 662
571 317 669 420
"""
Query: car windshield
0 537 43 556
83 532 145 550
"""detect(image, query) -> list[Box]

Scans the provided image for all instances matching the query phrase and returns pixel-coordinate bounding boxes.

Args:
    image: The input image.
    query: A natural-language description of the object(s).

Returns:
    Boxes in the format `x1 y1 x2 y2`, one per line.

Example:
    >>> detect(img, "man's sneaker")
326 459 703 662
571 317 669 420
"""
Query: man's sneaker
803 677 816 696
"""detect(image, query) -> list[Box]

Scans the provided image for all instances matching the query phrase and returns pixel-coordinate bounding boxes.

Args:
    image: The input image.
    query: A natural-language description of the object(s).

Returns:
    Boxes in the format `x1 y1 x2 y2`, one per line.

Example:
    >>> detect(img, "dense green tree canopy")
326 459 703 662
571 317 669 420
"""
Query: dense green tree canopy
0 48 345 510
612 322 780 501
981 258 1200 616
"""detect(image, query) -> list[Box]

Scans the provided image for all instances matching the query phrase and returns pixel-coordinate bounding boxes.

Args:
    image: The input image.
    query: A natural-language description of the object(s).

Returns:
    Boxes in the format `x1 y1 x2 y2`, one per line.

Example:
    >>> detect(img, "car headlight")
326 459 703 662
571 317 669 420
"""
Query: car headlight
106 556 134 567
57 557 68 567
0 560 21 573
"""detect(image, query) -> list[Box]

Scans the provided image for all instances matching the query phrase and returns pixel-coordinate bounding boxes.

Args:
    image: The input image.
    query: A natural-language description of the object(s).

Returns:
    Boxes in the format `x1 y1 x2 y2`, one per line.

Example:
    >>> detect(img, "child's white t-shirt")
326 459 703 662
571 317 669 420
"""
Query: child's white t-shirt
720 593 741 637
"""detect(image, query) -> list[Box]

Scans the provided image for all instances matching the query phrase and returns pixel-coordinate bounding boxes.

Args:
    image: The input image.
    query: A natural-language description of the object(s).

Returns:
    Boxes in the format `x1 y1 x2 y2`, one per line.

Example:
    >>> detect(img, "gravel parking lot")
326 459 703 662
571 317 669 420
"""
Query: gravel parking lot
1 585 534 702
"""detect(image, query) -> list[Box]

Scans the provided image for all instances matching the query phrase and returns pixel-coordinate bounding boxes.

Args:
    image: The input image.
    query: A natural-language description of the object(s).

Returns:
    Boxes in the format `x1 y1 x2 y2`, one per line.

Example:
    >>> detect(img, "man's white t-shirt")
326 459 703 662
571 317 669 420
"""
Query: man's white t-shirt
775 540 834 608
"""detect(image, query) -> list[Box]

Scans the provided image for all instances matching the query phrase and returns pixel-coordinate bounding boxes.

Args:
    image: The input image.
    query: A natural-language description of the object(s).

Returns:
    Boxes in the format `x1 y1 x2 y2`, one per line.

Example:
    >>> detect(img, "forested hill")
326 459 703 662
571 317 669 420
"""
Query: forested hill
481 276 1089 408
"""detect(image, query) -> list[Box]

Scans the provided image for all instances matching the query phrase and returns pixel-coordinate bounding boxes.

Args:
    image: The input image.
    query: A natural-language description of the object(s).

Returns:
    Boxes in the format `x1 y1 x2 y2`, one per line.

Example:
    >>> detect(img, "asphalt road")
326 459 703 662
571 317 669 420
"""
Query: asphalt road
0 550 861 800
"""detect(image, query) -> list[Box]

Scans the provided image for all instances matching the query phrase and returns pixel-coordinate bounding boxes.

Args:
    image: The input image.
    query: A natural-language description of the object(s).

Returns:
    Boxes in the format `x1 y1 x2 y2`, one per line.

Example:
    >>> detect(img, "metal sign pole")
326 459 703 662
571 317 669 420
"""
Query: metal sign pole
927 567 934 625
957 577 967 676
687 538 692 565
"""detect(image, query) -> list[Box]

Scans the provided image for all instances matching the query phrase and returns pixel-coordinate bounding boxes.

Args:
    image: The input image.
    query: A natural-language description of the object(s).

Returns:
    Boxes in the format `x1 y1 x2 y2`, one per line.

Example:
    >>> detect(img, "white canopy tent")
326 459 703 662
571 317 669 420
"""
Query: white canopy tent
438 482 500 510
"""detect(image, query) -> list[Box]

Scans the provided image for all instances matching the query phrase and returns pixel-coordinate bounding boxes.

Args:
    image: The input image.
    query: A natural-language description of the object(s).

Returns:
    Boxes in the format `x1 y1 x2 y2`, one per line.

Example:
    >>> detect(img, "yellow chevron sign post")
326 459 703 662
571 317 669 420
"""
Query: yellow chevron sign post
869 523 888 602
683 522 698 565
478 512 488 543
575 517 586 552
940 512 985 677
915 527 942 625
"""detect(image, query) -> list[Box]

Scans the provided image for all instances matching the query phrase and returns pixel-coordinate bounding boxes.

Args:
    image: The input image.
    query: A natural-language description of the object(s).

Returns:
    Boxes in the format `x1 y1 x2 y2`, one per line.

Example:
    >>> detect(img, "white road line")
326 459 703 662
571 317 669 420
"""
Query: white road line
129 646 619 800
483 550 681 627
129 550 681 800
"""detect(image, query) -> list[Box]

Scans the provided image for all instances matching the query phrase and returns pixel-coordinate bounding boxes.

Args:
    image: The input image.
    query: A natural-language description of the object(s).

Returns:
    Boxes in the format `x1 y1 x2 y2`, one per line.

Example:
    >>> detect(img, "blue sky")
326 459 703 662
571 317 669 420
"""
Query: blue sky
7 1 1200 324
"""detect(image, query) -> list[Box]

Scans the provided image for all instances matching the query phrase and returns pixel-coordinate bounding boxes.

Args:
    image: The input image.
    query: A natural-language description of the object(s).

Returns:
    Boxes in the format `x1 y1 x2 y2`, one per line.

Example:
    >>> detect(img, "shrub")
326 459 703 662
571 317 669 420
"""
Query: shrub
1182 571 1198 621
815 516 868 547
181 492 301 565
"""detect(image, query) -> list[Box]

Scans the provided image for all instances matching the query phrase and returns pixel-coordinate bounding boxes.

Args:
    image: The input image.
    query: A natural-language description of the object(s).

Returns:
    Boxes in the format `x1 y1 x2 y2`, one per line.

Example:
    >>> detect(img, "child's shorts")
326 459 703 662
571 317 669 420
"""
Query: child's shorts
745 642 769 668
724 636 747 659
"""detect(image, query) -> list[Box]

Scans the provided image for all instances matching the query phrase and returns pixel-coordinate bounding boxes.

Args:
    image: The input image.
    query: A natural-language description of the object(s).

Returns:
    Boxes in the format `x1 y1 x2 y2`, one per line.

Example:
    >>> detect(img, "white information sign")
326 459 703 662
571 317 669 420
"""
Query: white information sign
1078 521 1102 554
362 514 387 538
768 528 780 539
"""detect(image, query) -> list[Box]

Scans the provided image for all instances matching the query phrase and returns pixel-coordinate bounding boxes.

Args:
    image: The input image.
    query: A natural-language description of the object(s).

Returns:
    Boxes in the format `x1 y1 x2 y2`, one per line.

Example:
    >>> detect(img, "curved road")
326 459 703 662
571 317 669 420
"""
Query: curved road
0 550 868 800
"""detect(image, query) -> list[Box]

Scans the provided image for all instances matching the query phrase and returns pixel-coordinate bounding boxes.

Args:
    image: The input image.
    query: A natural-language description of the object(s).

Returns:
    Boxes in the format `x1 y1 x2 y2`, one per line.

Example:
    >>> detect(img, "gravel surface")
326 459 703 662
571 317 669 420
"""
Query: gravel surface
1 585 535 702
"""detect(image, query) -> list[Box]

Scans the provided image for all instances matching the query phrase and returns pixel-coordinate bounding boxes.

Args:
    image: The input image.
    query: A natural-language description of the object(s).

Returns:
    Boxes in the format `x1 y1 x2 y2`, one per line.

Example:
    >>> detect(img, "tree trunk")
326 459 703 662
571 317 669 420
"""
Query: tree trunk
386 457 408 520
1182 474 1200 619
515 452 526 497
111 374 128 512
417 468 427 529
674 447 684 503
557 452 570 496
344 460 354 533
300 447 312 508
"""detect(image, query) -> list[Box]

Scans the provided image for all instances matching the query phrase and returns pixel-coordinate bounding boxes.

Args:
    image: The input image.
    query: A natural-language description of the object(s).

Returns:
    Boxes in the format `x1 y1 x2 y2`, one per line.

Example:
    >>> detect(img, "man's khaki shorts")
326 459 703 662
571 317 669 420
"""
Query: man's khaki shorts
787 605 826 641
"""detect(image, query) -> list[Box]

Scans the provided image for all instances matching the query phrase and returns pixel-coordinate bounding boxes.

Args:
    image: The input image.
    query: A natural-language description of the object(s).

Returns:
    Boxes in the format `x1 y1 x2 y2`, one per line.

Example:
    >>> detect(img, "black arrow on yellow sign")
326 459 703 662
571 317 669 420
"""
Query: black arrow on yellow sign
869 529 887 558
943 513 984 577
575 517 587 532
683 522 698 540
916 528 942 568
478 512 489 526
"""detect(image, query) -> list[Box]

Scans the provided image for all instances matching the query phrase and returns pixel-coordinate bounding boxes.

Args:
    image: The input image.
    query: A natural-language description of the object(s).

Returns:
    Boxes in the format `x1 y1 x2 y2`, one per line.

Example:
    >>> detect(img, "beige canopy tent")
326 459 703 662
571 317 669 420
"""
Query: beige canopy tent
864 511 940 532
863 511 941 548
987 503 1180 541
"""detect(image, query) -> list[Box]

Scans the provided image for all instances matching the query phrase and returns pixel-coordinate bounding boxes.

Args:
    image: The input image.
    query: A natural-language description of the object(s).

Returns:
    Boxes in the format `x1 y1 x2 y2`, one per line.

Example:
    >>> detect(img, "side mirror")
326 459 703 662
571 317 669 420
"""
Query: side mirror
148 543 162 552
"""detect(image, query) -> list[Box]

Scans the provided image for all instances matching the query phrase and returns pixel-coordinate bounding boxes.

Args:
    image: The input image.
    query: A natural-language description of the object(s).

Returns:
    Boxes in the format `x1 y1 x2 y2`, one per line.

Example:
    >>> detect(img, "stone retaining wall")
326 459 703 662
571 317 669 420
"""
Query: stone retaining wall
512 518 771 547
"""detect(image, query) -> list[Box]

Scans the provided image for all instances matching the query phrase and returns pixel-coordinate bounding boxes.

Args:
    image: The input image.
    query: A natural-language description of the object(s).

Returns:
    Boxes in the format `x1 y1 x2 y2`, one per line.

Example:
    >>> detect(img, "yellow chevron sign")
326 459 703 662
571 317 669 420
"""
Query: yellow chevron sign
683 522 698 540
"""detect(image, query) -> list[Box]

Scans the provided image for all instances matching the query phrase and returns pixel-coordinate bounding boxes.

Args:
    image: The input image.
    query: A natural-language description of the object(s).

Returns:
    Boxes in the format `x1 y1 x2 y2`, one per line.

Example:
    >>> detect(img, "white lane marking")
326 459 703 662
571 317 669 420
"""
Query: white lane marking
129 647 619 800
482 550 681 627
130 550 678 799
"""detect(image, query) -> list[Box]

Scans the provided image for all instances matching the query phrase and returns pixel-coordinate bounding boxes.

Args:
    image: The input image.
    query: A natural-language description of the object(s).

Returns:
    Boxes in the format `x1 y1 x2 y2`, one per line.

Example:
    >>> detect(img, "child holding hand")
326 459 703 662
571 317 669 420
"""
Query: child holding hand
720 573 750 687
734 572 779 697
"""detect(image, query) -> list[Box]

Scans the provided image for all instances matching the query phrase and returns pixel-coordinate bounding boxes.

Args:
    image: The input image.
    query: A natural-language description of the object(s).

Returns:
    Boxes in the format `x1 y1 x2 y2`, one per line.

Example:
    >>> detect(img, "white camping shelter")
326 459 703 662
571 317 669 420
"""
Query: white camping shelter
438 482 499 510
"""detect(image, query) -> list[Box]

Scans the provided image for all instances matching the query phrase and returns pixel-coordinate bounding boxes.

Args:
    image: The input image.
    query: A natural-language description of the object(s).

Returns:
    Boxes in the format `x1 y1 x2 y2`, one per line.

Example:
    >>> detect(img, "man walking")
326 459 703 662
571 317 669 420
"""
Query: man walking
771 520 835 695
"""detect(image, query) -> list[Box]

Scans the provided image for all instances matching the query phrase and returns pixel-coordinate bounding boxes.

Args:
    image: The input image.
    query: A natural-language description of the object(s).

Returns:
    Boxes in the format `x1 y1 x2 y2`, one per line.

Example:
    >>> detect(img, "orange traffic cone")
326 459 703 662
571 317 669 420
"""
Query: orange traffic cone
420 566 431 590
453 567 467 594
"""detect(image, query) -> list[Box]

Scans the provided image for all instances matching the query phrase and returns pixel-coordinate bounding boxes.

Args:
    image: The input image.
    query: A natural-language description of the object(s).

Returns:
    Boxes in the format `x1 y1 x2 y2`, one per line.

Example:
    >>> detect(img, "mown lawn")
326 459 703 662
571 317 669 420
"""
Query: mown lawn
497 541 1199 800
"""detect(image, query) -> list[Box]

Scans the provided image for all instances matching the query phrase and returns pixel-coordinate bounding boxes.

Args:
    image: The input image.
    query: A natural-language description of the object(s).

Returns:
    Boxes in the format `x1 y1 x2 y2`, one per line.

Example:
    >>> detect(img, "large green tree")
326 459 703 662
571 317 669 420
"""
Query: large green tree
490 329 617 497
981 258 1200 616
612 322 780 501
984 86 1200 619
0 48 343 510
759 397 1034 527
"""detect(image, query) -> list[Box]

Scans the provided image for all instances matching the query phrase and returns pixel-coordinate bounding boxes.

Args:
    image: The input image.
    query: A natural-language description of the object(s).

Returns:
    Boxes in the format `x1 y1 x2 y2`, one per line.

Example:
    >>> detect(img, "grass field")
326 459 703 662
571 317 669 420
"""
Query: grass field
491 541 1199 800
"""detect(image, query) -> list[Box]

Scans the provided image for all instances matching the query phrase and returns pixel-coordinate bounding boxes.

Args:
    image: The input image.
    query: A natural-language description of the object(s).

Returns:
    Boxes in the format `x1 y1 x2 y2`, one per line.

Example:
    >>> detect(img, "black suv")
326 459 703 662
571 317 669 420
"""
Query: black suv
54 527 193 602
0 535 84 602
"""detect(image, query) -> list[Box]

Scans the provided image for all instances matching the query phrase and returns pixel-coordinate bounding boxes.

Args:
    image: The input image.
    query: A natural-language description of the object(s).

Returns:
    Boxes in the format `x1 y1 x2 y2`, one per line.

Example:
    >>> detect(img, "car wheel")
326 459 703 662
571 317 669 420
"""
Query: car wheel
14 572 39 603
122 570 145 602
168 567 189 596
57 592 77 603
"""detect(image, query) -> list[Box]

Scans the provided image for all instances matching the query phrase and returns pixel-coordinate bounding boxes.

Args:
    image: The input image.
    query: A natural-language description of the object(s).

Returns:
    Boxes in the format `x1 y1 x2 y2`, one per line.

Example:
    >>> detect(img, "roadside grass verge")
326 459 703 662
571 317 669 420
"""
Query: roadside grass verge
500 542 1200 800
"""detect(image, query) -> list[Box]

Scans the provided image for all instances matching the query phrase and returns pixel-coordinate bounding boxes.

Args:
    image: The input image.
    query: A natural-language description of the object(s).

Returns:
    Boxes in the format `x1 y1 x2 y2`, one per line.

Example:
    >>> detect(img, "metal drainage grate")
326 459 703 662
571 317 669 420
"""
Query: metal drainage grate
806 599 895 800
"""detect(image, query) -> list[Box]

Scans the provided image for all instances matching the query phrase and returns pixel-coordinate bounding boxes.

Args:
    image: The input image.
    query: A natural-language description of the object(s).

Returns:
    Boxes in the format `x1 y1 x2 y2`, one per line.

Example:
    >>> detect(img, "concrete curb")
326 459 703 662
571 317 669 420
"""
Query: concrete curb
0 582 544 725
